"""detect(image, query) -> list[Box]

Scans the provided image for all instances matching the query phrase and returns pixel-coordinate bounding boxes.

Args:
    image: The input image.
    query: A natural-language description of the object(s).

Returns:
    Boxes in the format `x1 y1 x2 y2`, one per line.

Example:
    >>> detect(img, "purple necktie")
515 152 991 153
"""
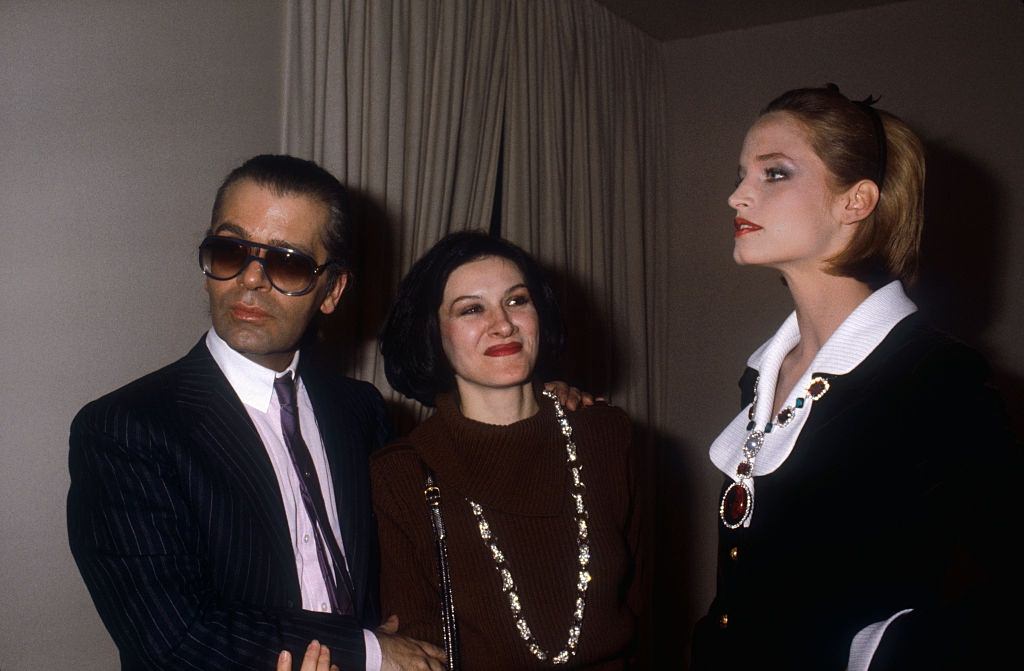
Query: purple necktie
274 372 354 615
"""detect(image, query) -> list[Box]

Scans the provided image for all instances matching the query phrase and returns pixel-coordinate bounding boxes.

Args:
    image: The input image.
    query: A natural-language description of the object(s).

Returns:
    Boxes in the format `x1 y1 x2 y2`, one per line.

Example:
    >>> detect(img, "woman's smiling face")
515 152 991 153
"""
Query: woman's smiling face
728 112 854 276
438 255 540 398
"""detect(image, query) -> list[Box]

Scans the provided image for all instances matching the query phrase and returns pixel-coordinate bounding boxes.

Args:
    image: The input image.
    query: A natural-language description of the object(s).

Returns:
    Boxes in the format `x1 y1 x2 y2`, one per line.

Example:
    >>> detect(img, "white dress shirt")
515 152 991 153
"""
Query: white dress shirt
206 329 382 670
708 281 918 671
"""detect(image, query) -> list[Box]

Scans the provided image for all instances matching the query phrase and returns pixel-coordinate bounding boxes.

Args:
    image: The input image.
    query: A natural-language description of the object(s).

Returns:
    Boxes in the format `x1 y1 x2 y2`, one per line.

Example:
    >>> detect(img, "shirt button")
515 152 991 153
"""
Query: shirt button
729 546 739 561
718 614 729 628
320 602 329 612
303 534 310 543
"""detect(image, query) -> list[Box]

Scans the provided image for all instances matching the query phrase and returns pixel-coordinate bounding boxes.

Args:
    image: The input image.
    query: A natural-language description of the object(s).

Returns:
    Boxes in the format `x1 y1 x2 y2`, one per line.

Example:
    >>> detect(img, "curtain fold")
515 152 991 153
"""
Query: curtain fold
283 0 666 429
502 1 666 421
285 0 511 419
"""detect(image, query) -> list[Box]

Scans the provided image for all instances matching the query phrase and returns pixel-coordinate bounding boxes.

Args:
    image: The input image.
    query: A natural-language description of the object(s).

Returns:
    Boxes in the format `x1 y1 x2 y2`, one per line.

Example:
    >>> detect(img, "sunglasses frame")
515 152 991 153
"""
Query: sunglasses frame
198 235 340 296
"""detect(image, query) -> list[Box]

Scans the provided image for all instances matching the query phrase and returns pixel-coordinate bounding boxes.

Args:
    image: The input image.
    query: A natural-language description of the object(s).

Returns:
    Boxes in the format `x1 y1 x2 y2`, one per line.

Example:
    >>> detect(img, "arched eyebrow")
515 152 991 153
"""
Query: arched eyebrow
755 152 793 162
448 283 529 307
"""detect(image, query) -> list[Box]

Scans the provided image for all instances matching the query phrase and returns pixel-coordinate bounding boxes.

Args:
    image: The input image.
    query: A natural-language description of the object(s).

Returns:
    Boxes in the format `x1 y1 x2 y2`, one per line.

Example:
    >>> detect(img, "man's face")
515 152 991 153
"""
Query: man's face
205 179 346 371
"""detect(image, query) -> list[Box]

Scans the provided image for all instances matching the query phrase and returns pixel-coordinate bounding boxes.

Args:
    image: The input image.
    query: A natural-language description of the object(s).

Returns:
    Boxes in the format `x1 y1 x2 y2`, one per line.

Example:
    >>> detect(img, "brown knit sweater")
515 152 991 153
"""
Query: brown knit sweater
370 392 642 670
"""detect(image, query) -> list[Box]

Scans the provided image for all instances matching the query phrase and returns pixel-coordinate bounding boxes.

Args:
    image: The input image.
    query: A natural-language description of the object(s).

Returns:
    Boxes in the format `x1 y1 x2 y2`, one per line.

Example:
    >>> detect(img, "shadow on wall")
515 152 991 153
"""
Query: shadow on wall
543 264 624 400
312 187 397 372
650 429 702 668
911 141 1024 437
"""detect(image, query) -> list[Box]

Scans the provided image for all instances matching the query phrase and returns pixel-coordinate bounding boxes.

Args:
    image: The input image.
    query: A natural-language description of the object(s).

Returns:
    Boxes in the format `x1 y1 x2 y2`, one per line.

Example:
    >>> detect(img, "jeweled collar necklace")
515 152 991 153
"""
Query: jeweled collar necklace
719 375 831 529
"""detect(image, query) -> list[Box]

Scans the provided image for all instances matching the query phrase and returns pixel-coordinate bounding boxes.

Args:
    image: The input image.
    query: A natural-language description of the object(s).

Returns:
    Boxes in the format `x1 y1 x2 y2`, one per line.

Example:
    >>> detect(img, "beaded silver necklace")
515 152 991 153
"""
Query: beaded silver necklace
466 389 591 664
720 375 831 529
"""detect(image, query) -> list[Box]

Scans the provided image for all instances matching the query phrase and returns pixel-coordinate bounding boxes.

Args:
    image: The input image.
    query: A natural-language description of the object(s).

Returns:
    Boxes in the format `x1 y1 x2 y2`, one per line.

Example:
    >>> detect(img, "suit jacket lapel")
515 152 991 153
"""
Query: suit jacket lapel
174 341 300 592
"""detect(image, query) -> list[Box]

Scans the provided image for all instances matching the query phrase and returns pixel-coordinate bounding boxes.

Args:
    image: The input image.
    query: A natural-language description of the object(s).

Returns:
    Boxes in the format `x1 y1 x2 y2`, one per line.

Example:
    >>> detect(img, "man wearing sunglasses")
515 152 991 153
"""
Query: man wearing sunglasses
68 155 446 671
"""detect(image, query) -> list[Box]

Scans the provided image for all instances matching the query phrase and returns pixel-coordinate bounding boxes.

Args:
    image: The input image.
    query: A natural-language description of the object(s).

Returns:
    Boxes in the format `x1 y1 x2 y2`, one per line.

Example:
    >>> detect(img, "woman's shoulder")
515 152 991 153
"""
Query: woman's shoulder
571 402 633 456
371 439 419 468
869 314 989 386
369 436 432 519
575 401 632 429
372 411 442 458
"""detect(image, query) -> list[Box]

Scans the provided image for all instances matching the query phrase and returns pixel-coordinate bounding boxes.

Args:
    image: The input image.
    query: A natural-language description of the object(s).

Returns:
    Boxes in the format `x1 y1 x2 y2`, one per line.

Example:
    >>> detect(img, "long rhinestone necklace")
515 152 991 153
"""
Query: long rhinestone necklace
466 389 591 664
720 375 831 529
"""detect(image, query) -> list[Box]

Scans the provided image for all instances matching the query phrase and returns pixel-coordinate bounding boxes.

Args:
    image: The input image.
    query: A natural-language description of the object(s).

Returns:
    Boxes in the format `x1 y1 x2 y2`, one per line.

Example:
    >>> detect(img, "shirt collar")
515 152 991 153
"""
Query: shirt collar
206 328 300 412
747 280 918 377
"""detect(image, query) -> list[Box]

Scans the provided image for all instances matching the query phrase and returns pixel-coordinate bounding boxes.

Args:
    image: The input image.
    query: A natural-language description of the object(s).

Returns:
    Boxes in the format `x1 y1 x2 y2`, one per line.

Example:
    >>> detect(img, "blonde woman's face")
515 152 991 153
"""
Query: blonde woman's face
727 112 853 275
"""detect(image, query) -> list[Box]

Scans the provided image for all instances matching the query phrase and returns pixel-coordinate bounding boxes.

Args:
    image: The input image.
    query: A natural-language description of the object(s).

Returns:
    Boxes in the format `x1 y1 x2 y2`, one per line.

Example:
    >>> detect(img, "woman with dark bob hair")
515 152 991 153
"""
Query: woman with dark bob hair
692 85 1017 669
372 231 642 669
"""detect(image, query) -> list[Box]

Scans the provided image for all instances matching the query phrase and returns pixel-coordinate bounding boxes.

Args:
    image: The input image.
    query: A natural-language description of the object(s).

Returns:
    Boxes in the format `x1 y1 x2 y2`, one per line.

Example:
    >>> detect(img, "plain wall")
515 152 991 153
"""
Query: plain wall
0 1 285 667
656 0 1023 663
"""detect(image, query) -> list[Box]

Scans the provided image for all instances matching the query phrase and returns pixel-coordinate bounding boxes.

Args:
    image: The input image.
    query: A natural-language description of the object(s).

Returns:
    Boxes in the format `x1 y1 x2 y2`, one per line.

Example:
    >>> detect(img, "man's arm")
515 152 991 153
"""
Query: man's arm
68 401 369 671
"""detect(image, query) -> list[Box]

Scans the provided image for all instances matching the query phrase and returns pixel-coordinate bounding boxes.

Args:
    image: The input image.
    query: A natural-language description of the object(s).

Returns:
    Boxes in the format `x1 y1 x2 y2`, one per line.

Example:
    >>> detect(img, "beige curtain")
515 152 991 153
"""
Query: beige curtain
283 0 667 428
284 0 512 423
501 1 666 422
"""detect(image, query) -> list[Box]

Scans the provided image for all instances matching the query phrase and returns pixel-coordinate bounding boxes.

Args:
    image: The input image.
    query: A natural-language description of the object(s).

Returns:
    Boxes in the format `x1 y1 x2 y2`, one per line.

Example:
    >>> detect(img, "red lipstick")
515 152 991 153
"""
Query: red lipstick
734 217 763 238
485 343 522 357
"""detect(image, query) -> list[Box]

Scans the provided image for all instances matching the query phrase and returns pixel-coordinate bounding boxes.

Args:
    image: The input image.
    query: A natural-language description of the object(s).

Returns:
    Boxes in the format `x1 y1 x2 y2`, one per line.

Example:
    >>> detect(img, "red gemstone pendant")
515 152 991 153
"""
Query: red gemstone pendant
720 482 752 529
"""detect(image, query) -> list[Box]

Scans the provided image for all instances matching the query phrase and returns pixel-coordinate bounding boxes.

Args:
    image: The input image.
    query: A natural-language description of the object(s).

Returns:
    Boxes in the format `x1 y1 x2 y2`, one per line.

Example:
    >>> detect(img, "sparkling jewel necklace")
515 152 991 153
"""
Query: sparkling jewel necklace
720 375 831 529
466 389 591 664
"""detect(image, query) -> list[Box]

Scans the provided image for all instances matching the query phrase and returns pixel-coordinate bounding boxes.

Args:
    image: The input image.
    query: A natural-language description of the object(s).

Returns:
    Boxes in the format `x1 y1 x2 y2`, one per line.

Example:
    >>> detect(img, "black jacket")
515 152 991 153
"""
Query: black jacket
693 314 1019 669
68 339 389 670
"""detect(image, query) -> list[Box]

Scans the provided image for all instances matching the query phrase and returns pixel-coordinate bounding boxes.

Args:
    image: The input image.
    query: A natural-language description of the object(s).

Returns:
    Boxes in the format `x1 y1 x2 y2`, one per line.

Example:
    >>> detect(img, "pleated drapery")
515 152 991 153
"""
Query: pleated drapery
283 0 667 429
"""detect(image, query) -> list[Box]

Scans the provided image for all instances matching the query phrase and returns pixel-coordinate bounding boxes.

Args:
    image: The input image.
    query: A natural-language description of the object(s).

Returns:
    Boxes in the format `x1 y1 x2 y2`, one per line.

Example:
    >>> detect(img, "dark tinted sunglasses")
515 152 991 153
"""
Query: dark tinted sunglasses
198 236 340 296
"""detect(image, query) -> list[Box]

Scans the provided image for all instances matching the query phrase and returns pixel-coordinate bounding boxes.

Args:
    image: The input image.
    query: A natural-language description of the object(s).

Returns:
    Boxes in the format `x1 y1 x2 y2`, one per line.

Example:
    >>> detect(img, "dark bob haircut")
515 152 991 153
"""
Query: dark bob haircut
379 231 565 407
210 154 354 282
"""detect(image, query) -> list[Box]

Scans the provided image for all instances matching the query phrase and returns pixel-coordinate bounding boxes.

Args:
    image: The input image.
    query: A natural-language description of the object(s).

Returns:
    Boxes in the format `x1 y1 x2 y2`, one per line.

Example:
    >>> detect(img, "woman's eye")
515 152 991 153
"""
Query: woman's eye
764 166 789 181
458 304 482 316
507 294 531 307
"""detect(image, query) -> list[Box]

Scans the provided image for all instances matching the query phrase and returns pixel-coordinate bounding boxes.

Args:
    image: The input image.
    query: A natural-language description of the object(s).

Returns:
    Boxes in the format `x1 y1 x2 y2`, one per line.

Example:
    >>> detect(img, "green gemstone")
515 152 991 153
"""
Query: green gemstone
765 422 773 433
746 421 756 431
795 397 805 408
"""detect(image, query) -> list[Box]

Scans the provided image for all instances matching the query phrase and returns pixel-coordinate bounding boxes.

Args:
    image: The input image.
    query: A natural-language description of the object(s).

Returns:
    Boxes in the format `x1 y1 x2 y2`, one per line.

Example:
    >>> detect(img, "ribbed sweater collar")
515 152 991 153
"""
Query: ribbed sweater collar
412 391 568 516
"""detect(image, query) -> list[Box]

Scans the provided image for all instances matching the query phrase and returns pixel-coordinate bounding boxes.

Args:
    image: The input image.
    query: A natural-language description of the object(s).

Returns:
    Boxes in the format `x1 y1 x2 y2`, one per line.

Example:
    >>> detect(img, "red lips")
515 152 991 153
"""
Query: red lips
734 217 763 238
485 342 523 357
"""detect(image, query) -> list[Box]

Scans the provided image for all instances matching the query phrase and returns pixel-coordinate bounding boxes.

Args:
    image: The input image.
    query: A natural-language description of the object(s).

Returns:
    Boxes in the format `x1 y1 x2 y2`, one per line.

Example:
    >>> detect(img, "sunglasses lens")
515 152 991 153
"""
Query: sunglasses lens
264 249 317 293
199 236 324 294
200 238 248 279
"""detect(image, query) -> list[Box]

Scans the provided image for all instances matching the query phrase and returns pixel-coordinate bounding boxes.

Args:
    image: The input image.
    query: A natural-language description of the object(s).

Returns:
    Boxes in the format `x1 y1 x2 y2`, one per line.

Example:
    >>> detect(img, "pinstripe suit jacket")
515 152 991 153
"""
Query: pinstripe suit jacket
68 339 388 670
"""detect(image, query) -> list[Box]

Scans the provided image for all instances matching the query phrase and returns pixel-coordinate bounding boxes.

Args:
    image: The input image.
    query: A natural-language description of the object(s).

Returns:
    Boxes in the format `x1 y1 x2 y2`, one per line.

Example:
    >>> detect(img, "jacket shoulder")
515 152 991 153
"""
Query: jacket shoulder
861 314 989 388
71 350 201 438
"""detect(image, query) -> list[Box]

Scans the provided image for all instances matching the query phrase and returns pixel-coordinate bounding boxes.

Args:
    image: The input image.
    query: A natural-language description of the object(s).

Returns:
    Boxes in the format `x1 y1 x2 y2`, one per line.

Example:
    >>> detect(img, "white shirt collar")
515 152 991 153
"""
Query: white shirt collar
710 281 917 516
205 328 300 412
747 280 918 377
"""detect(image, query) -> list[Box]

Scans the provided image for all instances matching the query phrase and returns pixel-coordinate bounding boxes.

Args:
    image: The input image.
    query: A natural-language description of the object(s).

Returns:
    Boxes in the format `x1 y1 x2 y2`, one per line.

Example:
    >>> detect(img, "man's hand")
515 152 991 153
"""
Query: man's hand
544 381 603 410
377 614 447 671
278 640 339 671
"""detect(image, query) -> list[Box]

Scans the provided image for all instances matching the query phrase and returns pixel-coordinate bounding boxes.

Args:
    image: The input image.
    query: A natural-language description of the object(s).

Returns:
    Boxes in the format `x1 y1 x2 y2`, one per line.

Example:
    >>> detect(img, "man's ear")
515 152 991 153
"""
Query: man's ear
837 179 880 225
319 271 349 315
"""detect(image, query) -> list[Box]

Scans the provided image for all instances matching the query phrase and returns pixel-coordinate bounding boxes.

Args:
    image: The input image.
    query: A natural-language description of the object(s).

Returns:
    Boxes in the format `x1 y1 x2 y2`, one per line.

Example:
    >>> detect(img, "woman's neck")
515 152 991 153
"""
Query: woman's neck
770 270 872 413
784 271 872 356
456 382 539 426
